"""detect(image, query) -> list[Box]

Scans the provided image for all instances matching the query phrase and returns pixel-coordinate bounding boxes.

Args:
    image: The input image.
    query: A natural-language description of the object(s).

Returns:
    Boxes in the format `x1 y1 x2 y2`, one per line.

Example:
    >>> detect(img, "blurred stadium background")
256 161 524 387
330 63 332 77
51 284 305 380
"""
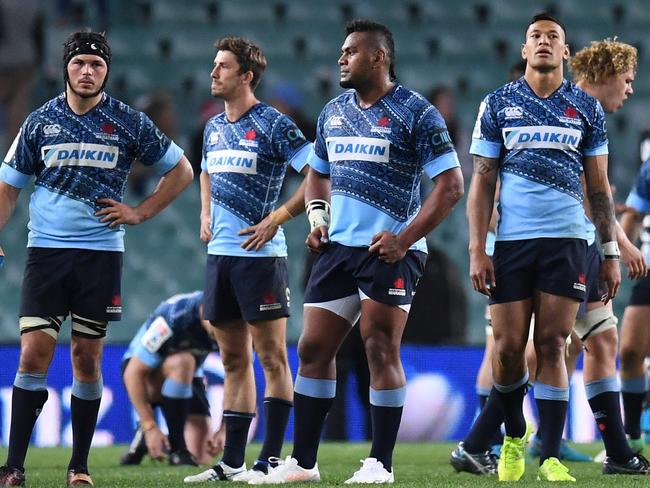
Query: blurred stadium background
1 0 650 446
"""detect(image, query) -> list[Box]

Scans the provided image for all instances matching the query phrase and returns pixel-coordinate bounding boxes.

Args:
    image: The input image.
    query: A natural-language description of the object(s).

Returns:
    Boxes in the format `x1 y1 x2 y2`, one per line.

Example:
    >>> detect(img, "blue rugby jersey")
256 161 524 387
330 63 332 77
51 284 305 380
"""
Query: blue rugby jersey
470 78 608 241
0 93 183 251
307 85 460 252
201 103 310 257
626 158 650 263
123 291 217 369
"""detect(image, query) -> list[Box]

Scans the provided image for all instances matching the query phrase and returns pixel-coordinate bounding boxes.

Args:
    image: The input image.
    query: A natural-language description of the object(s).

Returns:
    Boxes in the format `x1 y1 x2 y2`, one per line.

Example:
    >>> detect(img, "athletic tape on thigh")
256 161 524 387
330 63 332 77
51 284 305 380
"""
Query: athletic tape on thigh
358 289 411 313
304 293 361 325
574 307 618 342
19 315 65 340
71 313 107 338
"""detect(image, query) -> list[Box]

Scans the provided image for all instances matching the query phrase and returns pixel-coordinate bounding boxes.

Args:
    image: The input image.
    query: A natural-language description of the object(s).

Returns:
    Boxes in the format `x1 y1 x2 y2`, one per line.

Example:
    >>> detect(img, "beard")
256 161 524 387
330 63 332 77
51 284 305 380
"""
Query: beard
68 81 103 99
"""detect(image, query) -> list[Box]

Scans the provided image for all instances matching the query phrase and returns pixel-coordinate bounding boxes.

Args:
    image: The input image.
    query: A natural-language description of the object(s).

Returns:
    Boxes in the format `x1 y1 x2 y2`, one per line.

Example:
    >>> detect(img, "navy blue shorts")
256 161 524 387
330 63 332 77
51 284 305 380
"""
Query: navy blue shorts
489 238 587 304
20 247 123 321
189 377 211 416
578 242 604 315
304 242 427 306
204 255 290 323
629 274 650 306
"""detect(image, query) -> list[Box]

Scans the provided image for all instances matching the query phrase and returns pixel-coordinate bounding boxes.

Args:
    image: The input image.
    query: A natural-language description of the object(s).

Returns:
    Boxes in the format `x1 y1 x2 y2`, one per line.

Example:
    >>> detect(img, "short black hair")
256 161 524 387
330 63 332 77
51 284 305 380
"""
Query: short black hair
345 19 396 81
527 12 567 40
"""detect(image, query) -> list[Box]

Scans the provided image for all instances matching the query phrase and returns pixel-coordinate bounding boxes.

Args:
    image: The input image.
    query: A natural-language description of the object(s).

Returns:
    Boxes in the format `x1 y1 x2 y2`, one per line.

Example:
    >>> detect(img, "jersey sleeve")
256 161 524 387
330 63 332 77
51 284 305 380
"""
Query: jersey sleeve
415 105 461 179
626 159 650 212
308 109 330 175
0 117 38 188
136 113 183 175
272 114 310 172
469 95 502 158
582 100 608 157
200 124 210 172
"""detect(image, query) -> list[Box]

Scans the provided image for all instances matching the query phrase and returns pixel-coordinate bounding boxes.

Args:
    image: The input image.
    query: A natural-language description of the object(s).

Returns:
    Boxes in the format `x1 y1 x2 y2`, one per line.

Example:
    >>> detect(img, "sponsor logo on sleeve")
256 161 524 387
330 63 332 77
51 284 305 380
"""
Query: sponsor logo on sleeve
41 143 119 168
502 126 582 151
206 149 257 174
140 315 173 353
326 136 390 163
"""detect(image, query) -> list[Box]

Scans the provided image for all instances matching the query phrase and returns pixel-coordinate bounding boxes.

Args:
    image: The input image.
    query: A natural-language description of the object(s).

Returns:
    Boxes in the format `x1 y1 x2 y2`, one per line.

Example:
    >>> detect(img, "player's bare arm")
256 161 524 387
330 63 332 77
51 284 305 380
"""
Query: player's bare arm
239 165 309 251
619 207 643 243
123 358 170 460
583 153 621 302
199 170 212 243
369 167 463 264
96 155 193 229
616 220 647 279
304 167 331 253
0 182 21 267
467 156 499 296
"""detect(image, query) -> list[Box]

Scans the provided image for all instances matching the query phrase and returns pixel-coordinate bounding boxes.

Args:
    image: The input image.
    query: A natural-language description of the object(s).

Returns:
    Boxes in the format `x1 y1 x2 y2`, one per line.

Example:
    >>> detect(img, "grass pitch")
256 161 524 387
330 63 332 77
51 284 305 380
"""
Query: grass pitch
0 442 646 486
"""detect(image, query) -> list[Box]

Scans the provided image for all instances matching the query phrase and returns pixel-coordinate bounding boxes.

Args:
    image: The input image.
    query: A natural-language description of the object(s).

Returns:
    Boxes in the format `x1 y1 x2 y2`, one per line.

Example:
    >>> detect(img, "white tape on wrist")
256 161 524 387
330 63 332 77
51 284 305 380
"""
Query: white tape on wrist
306 199 330 231
602 240 620 260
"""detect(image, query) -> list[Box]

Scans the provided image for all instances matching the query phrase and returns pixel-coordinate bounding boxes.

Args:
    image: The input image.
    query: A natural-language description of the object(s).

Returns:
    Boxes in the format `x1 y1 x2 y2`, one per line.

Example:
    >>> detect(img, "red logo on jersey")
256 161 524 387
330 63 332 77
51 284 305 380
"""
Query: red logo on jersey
245 129 257 140
101 123 116 134
112 295 121 306
393 278 405 289
578 273 586 284
564 107 578 118
598 422 606 432
262 292 277 304
378 116 390 127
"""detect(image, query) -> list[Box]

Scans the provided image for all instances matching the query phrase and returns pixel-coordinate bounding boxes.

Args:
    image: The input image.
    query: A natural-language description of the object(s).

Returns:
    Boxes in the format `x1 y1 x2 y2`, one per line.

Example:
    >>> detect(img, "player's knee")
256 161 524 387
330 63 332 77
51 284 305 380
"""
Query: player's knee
297 335 325 367
219 347 252 374
620 343 646 368
71 347 101 379
585 329 617 358
535 334 569 362
163 352 196 381
363 336 398 368
257 349 288 375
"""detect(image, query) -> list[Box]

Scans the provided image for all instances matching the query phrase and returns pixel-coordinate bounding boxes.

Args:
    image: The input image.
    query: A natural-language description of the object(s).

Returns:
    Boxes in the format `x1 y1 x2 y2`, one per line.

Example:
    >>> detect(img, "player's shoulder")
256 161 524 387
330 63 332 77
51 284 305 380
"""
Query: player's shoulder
488 78 523 100
323 89 356 111
205 111 227 130
565 80 600 109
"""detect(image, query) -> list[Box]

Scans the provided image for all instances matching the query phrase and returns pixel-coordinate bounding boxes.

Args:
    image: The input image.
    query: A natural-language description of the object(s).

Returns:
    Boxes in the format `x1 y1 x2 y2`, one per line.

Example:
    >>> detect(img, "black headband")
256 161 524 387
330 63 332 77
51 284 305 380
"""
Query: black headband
63 33 111 68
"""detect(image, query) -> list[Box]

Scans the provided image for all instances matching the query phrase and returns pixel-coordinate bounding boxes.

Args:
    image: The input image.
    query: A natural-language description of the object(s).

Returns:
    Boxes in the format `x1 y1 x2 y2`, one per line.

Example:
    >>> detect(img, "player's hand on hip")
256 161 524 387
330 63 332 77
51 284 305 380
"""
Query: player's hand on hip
368 231 407 263
144 426 170 461
200 213 212 243
306 226 329 253
620 240 647 280
95 198 144 228
238 214 279 251
469 251 495 296
599 259 621 304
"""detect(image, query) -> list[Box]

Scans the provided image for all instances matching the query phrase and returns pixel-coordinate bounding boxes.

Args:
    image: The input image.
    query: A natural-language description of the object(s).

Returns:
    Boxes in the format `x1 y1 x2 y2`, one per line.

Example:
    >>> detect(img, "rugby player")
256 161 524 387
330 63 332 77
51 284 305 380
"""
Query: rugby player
467 13 619 481
120 291 220 467
184 36 311 484
0 31 193 487
256 19 463 484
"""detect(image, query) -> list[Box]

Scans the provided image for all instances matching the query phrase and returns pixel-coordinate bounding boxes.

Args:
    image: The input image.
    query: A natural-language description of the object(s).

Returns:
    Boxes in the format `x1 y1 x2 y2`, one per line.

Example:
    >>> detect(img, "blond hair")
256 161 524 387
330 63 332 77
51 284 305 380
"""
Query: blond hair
569 38 637 84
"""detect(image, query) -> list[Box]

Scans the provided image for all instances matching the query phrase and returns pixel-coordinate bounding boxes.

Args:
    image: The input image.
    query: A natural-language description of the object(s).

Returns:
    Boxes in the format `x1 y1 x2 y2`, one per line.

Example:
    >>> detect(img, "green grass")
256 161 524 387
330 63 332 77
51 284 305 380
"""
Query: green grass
0 442 646 486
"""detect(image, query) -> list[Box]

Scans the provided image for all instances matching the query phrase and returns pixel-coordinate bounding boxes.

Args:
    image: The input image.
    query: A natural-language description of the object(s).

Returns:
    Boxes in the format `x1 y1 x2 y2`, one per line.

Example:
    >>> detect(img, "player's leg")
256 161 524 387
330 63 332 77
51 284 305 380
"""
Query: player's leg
65 249 120 484
213 321 255 470
620 276 650 452
161 351 198 464
248 318 293 475
2 248 72 485
579 304 648 473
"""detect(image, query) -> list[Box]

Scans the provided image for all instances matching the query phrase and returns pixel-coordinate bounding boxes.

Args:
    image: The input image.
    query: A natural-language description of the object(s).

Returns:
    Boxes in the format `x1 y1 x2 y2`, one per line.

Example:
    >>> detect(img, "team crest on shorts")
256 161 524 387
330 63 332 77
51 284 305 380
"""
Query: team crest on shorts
388 277 407 296
573 273 586 292
260 291 281 311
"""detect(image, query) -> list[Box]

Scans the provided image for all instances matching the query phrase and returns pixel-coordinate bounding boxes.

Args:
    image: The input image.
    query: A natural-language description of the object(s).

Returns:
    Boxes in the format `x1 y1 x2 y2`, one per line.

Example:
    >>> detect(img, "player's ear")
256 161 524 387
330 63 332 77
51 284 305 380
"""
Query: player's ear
241 70 254 86
520 43 526 60
563 44 570 60
374 48 386 69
